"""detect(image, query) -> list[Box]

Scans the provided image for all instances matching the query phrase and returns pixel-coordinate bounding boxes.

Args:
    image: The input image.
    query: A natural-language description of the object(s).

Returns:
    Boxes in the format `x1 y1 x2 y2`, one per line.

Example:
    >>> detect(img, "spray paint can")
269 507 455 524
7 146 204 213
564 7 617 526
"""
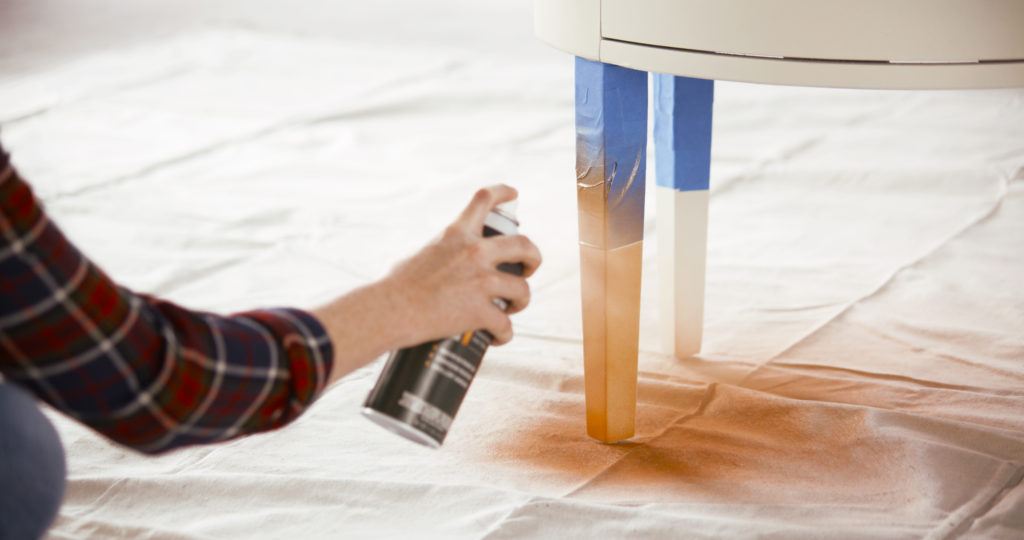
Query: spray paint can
362 202 522 448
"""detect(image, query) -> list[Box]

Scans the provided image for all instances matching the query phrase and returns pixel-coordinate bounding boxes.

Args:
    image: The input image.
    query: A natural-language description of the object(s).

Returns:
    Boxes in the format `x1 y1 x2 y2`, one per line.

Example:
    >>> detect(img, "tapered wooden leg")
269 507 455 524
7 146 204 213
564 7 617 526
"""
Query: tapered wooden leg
653 74 714 358
575 57 648 443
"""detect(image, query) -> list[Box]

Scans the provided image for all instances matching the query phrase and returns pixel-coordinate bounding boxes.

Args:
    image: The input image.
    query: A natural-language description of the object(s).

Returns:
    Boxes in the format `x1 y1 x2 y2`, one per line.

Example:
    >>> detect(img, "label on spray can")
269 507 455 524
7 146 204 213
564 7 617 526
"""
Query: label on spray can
362 203 522 448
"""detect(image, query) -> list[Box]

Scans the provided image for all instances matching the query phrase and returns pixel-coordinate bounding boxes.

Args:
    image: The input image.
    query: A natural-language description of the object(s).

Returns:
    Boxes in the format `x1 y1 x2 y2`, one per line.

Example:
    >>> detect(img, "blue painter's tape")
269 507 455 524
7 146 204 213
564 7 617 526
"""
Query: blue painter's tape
653 74 714 192
575 57 648 249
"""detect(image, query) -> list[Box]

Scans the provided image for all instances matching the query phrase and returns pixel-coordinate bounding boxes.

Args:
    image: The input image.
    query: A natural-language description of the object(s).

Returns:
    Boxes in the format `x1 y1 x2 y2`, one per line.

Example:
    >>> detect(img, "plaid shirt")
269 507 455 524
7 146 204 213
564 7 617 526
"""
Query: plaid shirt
0 145 334 454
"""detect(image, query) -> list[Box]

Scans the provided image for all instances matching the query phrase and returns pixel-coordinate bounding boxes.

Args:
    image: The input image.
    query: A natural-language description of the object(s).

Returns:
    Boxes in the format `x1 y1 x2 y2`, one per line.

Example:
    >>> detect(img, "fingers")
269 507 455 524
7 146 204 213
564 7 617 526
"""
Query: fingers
481 307 514 345
443 185 539 346
471 272 527 345
487 271 531 315
454 185 518 234
480 234 542 278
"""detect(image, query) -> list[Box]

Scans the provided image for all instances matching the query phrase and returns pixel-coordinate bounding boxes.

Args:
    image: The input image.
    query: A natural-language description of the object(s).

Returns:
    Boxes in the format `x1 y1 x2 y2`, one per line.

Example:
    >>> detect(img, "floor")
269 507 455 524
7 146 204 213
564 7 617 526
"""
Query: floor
3 2 1024 538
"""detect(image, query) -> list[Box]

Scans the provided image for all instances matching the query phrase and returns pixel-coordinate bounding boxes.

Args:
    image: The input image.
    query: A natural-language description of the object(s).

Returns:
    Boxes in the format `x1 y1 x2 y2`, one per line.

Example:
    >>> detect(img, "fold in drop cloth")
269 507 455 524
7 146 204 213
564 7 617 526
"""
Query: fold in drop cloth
0 24 1022 540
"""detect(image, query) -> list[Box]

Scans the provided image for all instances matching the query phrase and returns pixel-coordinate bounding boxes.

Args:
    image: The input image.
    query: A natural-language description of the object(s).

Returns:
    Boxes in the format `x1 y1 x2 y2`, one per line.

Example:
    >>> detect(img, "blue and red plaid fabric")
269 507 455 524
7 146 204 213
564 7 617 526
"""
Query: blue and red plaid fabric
0 144 334 454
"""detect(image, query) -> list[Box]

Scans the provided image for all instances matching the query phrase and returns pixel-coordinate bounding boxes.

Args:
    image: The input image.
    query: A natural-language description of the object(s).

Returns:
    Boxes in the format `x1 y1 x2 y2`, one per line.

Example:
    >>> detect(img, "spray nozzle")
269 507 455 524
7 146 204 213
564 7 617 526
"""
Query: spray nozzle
492 199 519 226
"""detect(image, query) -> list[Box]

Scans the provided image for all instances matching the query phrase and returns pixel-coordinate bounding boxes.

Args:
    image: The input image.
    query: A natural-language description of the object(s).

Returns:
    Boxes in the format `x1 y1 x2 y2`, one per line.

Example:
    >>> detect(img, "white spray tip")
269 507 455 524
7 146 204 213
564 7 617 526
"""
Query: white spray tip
485 199 520 235
494 200 518 223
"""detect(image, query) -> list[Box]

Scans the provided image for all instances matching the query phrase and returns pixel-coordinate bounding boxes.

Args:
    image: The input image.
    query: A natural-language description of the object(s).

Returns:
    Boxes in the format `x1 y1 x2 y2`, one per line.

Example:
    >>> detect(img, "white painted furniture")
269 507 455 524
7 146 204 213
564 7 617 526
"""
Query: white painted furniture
535 0 1024 442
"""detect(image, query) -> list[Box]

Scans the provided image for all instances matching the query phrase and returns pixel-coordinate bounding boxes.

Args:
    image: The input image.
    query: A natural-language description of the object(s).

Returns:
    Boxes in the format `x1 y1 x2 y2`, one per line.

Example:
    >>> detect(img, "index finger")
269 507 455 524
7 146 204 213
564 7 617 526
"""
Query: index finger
454 185 518 234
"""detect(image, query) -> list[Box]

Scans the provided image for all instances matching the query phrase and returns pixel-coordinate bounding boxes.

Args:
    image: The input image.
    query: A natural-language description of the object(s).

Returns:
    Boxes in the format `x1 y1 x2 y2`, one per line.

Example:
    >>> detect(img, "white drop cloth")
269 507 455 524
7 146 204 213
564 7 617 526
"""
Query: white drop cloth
1 11 1022 540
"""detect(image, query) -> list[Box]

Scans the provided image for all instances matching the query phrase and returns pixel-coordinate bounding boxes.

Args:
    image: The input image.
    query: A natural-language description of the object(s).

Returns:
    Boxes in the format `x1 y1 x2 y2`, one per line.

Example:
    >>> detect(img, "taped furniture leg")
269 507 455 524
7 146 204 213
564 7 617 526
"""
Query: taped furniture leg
575 57 648 443
653 74 714 358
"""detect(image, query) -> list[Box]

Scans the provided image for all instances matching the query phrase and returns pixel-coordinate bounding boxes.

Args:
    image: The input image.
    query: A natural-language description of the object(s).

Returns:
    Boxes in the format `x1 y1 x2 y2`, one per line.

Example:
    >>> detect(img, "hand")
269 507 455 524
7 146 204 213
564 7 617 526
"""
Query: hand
312 185 542 386
381 184 542 346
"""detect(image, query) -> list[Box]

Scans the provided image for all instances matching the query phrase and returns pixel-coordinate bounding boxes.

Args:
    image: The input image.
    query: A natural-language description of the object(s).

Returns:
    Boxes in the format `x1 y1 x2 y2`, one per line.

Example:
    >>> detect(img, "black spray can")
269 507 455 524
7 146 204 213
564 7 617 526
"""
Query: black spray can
362 203 522 448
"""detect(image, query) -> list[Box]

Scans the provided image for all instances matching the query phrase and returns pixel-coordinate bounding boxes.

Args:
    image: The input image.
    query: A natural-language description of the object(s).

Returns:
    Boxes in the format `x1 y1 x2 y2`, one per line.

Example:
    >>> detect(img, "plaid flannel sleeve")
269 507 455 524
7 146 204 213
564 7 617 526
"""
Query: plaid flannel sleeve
0 151 335 454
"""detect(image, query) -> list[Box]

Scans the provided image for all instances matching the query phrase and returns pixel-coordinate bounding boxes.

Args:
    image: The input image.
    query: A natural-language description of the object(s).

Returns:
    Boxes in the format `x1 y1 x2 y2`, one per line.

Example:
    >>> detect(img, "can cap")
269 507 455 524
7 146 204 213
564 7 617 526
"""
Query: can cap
484 200 519 235
494 200 518 224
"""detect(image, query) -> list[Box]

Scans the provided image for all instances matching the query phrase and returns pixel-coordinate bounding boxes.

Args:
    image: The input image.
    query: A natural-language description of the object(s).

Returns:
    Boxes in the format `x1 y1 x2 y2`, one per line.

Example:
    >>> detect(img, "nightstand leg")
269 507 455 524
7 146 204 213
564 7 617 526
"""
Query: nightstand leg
653 74 714 358
575 57 648 443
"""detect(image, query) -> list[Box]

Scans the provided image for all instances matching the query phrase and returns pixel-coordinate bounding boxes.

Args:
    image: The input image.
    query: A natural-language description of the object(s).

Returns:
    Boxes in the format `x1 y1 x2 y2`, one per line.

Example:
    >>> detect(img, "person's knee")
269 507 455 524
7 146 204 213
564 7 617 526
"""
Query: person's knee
0 383 67 540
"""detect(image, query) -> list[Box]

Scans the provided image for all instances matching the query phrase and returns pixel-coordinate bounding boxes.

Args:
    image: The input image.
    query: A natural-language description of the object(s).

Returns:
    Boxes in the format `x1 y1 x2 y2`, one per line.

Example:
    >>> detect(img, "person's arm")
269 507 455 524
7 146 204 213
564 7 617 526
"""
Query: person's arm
0 152 331 454
0 141 540 453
